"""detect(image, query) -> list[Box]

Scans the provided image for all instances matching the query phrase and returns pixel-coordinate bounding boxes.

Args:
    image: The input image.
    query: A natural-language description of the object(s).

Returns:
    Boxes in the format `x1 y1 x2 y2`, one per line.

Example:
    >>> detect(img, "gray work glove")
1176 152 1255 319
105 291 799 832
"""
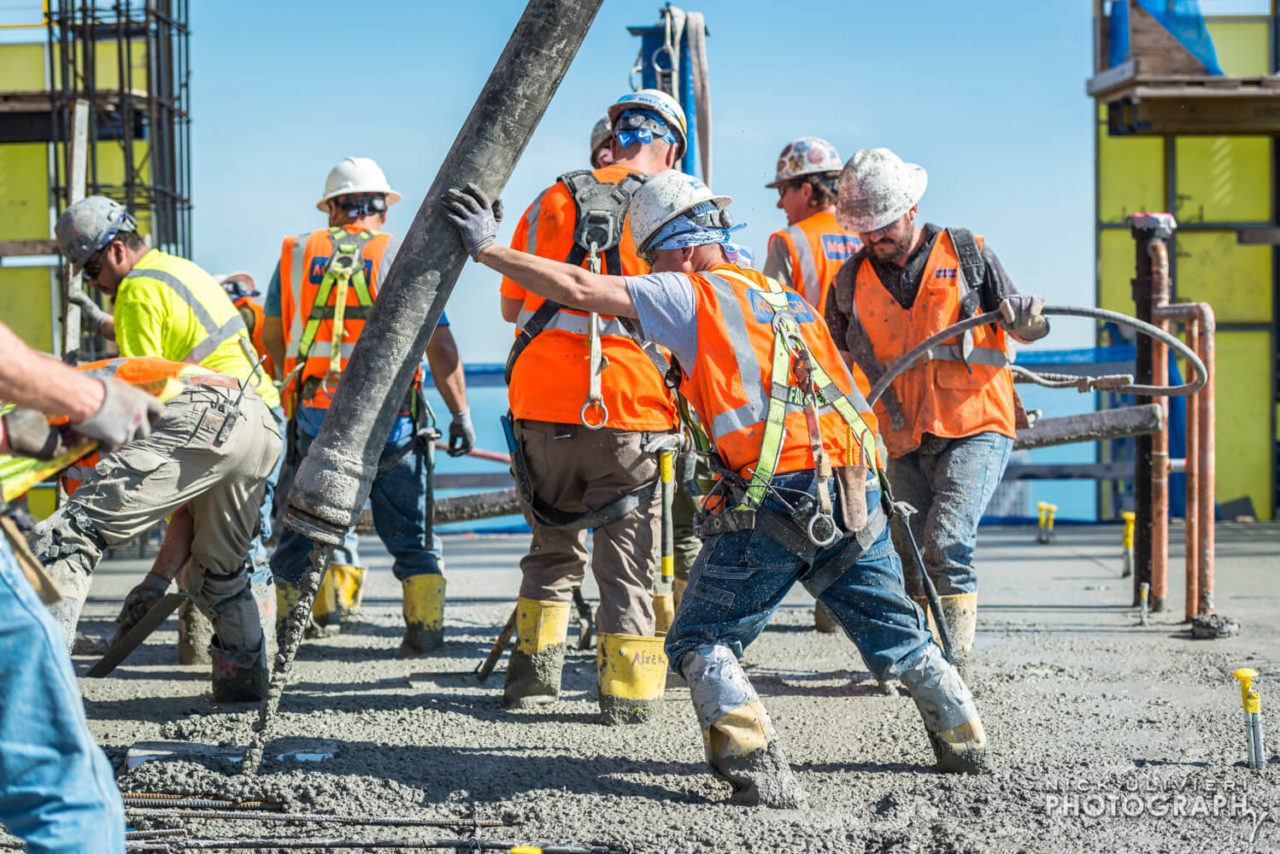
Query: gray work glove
447 409 475 457
2 409 72 460
997 294 1049 342
442 183 503 260
72 377 162 451
114 572 171 638
69 291 112 334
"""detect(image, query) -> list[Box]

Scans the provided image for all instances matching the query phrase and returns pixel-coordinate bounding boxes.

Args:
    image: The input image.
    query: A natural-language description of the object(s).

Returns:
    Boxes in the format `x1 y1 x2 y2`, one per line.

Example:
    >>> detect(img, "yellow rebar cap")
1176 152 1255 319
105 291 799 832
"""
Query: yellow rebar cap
1233 667 1262 714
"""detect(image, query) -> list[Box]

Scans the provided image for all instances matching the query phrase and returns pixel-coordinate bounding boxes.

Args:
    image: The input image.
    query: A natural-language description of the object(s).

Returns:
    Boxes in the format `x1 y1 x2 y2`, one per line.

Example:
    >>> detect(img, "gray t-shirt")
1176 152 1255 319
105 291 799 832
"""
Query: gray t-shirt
625 272 699 370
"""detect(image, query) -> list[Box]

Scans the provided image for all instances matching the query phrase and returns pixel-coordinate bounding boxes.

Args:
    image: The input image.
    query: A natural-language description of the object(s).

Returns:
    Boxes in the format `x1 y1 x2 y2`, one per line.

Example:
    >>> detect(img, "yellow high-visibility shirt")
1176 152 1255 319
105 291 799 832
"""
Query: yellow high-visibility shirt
112 249 281 408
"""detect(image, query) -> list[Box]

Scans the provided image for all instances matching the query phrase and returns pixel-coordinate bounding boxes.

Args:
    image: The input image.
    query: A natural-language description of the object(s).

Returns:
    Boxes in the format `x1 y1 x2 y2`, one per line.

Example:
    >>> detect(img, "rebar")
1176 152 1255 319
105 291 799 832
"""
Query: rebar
126 837 620 852
125 808 506 829
123 796 275 810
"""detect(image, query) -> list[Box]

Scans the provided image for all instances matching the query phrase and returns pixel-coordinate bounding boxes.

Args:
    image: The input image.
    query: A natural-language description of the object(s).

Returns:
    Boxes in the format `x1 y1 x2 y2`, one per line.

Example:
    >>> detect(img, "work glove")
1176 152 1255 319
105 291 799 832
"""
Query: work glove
72 377 162 451
1 409 72 460
997 294 1049 342
69 291 112 334
114 572 171 639
442 183 503 260
447 409 476 457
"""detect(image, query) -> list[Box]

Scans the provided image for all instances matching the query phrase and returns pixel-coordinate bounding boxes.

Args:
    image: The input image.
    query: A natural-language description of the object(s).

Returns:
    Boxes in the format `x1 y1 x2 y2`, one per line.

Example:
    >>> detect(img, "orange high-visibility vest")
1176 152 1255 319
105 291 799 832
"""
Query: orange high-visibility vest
59 357 216 495
278 225 403 413
850 232 1015 458
679 264 879 481
233 295 275 380
767 209 861 316
500 165 677 431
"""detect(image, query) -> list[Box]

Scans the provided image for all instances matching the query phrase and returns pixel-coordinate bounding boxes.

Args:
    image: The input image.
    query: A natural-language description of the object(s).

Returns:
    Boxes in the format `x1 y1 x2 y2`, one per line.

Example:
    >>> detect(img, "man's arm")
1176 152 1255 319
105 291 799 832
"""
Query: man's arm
500 296 524 324
426 325 467 416
761 233 794 287
263 317 286 380
0 323 103 421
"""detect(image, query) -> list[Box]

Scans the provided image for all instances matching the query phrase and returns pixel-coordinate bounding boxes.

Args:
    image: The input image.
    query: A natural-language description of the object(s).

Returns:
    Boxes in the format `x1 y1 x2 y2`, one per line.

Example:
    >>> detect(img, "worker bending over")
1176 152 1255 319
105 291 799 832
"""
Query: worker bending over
0 323 153 852
263 157 473 654
444 170 988 808
825 149 1048 679
497 91 684 723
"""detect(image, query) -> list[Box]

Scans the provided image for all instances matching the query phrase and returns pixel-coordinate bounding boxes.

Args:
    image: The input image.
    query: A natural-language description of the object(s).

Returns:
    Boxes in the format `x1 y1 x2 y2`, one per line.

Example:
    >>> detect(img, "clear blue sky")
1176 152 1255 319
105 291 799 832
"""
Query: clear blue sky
188 1 1097 361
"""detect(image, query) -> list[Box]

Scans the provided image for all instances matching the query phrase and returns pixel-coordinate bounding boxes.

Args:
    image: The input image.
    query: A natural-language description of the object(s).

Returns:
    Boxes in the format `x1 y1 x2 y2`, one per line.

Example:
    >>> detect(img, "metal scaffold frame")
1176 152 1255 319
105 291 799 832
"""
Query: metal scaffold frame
44 0 191 257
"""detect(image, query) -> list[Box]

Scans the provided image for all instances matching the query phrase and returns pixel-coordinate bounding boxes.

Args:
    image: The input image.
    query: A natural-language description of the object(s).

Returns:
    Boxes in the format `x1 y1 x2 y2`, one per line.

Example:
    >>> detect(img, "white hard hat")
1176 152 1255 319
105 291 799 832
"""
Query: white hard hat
217 271 259 300
628 169 732 254
607 89 688 157
836 148 928 233
54 195 138 272
316 156 401 212
590 117 612 154
767 136 843 188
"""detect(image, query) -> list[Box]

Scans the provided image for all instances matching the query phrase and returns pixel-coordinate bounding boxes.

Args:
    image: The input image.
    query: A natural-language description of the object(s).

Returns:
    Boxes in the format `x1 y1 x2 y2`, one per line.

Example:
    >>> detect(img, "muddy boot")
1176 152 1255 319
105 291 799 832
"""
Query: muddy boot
312 563 365 634
44 571 92 654
598 633 667 725
210 638 268 702
918 592 978 682
177 601 214 665
813 599 838 634
275 580 330 645
504 597 569 710
653 591 675 635
899 644 989 774
253 578 278 663
683 645 807 809
673 577 688 613
400 574 445 656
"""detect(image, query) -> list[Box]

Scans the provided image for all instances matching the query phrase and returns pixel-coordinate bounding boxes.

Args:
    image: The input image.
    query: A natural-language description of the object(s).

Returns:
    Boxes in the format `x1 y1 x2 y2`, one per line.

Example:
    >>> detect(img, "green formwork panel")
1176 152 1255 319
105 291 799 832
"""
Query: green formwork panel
0 143 50 241
0 267 55 352
1213 330 1273 521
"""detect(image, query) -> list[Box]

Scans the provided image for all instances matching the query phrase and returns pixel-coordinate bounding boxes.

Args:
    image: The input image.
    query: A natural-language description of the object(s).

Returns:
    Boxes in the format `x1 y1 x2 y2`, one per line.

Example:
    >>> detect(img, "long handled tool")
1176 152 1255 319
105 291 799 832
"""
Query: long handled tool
892 502 955 664
475 607 518 683
86 593 188 677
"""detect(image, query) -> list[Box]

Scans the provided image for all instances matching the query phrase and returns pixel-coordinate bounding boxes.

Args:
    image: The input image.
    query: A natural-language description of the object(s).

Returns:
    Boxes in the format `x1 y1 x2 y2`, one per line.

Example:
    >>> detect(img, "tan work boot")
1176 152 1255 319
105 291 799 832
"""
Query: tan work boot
899 645 989 774
400 574 446 656
504 597 570 709
653 591 675 635
597 632 667 725
814 599 838 633
918 592 978 682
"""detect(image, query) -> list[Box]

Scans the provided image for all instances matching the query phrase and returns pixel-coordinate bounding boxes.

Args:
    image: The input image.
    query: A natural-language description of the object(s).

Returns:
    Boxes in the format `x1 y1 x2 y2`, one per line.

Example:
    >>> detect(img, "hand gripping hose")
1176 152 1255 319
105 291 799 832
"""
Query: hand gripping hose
865 305 1208 408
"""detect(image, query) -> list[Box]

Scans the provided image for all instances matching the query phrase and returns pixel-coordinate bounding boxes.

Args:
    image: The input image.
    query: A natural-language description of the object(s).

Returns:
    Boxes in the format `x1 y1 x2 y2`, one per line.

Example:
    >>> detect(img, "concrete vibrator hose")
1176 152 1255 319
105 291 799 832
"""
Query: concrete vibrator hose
865 305 1209 408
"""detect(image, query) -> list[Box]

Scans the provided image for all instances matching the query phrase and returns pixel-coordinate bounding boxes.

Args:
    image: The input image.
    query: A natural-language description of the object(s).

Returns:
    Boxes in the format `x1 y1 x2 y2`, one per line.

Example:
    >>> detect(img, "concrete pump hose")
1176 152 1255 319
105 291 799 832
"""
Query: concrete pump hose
865 305 1209 408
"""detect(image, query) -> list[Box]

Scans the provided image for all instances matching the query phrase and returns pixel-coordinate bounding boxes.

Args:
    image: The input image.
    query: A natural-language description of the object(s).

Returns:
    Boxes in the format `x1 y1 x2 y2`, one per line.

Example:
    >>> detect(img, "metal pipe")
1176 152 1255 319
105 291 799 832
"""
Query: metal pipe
1149 240 1170 613
1184 315 1200 621
283 0 605 546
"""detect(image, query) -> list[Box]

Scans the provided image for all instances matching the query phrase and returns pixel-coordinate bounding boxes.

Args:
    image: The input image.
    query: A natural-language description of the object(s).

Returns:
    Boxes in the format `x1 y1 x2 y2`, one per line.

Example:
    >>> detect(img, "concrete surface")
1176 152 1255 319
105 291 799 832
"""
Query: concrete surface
45 524 1280 851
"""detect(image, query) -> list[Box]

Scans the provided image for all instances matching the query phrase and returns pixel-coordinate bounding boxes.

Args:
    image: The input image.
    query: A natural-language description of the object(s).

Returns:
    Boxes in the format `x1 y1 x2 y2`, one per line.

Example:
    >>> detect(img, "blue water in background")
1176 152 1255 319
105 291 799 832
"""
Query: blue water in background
422 366 1103 532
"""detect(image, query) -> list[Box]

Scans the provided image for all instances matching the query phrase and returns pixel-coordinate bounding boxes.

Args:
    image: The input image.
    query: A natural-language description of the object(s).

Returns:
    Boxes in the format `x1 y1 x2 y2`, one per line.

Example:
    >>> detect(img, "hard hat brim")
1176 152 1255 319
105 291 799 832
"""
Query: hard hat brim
839 164 928 233
639 193 734 254
765 169 841 190
315 188 402 212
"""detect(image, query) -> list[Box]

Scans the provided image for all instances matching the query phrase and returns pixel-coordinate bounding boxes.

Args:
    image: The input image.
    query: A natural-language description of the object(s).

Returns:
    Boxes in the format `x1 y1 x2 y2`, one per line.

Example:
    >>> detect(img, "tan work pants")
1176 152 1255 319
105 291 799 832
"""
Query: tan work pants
32 383 281 653
515 420 662 636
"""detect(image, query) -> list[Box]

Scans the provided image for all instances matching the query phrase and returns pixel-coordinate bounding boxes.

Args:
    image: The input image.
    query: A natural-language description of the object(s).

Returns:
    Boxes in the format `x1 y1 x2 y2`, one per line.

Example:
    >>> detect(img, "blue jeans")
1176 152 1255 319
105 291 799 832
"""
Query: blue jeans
246 405 287 584
666 471 936 681
887 432 1014 597
0 534 124 853
270 423 443 585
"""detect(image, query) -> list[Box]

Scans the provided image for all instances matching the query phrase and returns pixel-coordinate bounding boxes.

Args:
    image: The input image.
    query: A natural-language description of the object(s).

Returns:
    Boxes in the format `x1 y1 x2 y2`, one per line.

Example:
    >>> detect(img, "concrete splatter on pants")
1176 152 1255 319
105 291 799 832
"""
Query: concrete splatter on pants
887 431 1013 597
514 420 661 636
671 478 702 588
30 384 281 654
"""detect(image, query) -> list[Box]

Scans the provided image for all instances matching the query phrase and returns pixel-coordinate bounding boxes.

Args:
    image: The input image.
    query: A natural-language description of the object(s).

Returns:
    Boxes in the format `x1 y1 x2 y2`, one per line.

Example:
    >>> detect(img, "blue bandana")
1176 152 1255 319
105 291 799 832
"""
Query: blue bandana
613 109 677 149
646 200 746 259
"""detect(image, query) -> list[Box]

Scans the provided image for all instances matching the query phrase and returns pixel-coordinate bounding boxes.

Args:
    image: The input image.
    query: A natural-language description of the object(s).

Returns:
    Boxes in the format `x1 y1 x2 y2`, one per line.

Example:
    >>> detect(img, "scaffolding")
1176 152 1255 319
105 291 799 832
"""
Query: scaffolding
42 0 192 256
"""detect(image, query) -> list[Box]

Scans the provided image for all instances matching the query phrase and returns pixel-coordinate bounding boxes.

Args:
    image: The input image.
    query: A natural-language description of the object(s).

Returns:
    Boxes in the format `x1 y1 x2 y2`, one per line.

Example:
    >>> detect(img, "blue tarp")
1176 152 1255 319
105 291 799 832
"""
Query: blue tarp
1109 0 1225 75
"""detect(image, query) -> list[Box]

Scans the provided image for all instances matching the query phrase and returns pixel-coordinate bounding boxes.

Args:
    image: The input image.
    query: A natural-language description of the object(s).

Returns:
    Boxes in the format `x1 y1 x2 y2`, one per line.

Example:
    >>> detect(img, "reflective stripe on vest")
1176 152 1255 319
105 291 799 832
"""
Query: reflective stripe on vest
286 232 308 348
785 224 821 307
515 307 630 339
524 189 546 257
121 268 247 364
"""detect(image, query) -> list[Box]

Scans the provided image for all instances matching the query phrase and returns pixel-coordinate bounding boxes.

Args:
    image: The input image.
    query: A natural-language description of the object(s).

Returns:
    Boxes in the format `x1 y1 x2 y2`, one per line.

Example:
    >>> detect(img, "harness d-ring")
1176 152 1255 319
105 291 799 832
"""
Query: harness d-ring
807 512 840 548
580 399 609 431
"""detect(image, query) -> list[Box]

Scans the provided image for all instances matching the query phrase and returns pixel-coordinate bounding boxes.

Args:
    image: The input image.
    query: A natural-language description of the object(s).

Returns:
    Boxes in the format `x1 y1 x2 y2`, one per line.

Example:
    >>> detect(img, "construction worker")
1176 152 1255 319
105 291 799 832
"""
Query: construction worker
589 117 613 168
763 136 861 316
763 136 863 634
220 272 276 380
824 148 1049 680
444 171 988 808
263 156 473 655
0 323 150 852
48 199 284 699
496 90 684 723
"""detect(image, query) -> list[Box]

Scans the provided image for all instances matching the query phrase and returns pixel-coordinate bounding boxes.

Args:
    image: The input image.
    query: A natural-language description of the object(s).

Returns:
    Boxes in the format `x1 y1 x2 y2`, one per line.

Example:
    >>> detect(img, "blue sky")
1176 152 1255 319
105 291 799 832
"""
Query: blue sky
185 1 1097 361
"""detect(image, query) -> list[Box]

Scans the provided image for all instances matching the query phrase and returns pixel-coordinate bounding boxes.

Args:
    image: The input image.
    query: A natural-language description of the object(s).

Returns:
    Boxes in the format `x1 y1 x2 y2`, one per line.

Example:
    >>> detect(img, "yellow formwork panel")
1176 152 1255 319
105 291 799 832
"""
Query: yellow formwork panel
0 143 50 241
0 43 47 91
0 267 54 352
1098 127 1164 224
1206 20 1270 77
51 40 148 93
1098 229 1136 313
1175 231 1272 323
1213 330 1272 520
1174 137 1271 223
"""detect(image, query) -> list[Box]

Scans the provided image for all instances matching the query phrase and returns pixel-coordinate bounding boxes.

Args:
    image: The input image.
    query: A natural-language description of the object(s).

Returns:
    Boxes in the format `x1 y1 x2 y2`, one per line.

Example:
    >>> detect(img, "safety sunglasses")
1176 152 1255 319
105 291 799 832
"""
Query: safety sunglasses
81 248 105 281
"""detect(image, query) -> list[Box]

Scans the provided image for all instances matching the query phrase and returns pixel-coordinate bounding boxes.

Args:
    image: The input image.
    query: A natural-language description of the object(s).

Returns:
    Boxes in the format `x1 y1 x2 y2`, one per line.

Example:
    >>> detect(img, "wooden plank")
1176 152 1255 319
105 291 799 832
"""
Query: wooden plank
1014 404 1164 450
1003 462 1134 481
1238 227 1280 245
1087 59 1138 97
0 239 58 256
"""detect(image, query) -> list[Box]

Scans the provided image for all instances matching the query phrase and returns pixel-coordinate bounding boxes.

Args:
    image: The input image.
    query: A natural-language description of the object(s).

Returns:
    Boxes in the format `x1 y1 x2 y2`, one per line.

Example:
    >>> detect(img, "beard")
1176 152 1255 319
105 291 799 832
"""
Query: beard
868 228 913 263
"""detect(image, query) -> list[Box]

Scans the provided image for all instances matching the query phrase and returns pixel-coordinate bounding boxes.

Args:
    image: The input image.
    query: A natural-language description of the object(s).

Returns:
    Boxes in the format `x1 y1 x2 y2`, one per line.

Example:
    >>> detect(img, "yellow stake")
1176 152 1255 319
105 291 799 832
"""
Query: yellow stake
1234 668 1262 714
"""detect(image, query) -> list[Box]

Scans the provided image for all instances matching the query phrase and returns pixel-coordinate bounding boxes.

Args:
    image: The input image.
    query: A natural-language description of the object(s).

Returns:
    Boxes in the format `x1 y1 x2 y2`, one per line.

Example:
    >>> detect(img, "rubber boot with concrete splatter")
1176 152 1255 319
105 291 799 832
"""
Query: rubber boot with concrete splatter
400 574 446 656
597 632 667 725
274 580 330 644
504 597 569 709
211 637 268 702
899 644 989 773
312 563 366 634
682 644 807 809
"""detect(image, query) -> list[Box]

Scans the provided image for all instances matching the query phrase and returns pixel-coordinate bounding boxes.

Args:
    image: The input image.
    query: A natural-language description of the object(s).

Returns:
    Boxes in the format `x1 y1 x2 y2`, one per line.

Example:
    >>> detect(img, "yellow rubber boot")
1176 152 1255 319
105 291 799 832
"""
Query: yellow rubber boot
311 566 340 630
312 564 366 630
504 597 571 710
400 574 446 657
597 632 668 725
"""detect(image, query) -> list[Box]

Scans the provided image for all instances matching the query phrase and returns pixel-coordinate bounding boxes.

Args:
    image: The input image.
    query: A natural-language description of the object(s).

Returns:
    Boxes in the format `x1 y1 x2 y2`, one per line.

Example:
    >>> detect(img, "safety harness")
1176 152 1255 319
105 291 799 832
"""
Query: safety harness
501 170 671 531
835 227 990 432
294 227 375 404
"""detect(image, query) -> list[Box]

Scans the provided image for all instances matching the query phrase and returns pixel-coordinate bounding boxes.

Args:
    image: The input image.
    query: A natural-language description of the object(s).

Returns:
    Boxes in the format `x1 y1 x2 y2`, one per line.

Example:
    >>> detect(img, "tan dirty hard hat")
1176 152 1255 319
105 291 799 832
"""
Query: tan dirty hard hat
836 148 928 233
